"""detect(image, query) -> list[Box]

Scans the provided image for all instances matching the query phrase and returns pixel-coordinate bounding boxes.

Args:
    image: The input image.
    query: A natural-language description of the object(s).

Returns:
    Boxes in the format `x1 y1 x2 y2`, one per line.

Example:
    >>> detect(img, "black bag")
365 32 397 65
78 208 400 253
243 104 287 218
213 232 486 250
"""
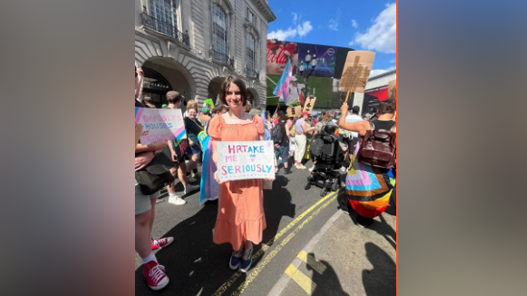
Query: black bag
135 153 175 195
309 135 325 157
271 122 286 146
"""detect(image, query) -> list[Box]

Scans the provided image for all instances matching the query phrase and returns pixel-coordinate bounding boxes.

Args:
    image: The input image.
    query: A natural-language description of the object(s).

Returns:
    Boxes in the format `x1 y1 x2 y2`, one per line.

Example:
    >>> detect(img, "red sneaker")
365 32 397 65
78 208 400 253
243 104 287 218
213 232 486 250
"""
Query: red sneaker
143 260 169 290
151 237 174 250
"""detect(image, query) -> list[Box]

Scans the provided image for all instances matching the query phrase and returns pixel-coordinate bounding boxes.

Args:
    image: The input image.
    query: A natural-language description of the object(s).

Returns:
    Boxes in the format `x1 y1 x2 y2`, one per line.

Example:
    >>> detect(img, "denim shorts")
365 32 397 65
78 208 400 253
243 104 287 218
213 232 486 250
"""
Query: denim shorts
275 145 289 164
188 144 201 155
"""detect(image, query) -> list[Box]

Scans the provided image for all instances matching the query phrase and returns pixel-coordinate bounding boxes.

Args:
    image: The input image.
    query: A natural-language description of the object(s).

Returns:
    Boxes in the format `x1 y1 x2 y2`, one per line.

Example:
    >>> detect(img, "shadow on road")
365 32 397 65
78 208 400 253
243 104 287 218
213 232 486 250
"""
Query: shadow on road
362 243 396 296
338 194 396 250
135 175 296 295
307 253 350 296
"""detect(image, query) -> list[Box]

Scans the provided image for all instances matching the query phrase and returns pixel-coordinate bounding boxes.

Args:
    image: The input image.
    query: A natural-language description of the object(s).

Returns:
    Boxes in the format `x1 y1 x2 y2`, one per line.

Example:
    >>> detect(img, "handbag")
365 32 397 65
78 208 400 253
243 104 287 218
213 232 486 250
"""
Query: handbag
135 152 175 195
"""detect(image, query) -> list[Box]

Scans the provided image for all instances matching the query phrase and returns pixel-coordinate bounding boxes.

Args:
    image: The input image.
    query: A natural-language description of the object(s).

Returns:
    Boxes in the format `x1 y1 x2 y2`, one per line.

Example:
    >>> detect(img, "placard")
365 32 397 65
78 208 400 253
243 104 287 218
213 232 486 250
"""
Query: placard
388 79 397 100
339 51 376 93
135 122 143 149
303 97 317 114
216 141 275 182
287 106 302 118
135 107 187 145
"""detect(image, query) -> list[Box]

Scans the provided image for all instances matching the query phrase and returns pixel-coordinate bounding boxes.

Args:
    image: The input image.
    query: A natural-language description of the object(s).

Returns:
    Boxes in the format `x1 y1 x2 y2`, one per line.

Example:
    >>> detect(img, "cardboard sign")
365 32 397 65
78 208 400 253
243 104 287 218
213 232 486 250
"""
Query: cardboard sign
339 51 376 93
303 97 317 114
135 122 143 149
135 107 187 145
203 99 215 109
388 79 397 100
287 106 302 118
216 141 275 182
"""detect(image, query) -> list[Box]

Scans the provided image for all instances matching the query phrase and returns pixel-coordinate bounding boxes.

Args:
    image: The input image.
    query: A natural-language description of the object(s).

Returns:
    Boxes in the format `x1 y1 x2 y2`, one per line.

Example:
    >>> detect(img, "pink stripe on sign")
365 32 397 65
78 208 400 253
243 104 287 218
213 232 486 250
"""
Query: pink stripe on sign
173 126 186 140
135 108 144 122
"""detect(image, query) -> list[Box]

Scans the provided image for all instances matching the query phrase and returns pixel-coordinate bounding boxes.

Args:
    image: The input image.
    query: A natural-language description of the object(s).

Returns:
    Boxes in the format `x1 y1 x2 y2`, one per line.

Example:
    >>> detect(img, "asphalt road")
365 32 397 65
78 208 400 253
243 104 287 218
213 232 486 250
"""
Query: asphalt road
135 165 346 296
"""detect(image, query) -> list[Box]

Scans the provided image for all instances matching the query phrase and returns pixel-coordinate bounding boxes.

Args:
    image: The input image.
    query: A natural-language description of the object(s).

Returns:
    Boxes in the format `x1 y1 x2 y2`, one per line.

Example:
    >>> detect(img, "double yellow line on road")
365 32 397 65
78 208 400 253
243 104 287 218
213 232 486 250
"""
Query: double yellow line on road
212 189 341 296
285 251 327 295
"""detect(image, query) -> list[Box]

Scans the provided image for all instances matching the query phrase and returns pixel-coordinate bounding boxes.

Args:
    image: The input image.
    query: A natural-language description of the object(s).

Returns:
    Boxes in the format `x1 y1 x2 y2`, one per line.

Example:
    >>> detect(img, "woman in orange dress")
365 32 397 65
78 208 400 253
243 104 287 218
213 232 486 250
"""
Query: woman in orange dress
209 76 272 273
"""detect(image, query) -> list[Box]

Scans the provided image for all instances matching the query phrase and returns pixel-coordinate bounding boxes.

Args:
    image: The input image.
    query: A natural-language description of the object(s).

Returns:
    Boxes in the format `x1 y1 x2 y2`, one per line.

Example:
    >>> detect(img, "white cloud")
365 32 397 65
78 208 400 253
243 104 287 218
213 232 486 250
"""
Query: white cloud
291 12 299 25
268 12 312 40
297 21 313 37
351 3 396 53
328 8 342 31
351 19 358 29
369 66 396 78
268 27 298 40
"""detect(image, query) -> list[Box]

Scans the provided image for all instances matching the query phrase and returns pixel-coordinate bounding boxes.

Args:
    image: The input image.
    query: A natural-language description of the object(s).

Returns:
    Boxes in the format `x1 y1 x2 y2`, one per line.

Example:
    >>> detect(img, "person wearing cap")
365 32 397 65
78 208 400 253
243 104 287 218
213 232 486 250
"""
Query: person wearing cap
287 76 305 105
294 111 315 169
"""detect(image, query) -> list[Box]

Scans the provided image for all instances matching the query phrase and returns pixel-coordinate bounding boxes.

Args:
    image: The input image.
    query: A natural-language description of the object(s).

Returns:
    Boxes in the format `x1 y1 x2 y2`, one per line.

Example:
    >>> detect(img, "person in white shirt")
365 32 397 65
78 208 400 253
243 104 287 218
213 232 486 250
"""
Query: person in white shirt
345 105 364 155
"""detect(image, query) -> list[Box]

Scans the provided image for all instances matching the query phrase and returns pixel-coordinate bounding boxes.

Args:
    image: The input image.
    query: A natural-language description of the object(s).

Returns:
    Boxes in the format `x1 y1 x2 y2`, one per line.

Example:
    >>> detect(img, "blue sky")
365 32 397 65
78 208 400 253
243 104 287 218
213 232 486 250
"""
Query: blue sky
267 1 396 77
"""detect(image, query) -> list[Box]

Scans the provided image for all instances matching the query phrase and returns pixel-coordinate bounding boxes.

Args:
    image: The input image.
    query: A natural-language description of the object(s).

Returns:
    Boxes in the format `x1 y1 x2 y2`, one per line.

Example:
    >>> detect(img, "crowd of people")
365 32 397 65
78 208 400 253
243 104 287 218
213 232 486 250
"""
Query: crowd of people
134 65 397 291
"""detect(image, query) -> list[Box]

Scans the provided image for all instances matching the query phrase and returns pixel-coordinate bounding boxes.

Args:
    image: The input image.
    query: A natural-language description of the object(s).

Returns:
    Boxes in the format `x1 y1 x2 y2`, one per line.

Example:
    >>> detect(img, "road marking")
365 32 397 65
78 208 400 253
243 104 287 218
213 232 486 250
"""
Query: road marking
229 195 338 296
285 264 316 294
297 250 326 275
212 190 341 296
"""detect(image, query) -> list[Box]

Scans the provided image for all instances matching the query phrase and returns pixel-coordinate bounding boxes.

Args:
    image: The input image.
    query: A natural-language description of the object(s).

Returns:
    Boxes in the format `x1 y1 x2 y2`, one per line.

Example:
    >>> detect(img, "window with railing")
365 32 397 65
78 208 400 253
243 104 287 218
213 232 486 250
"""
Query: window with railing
247 8 257 27
246 33 257 77
212 4 229 64
140 1 189 46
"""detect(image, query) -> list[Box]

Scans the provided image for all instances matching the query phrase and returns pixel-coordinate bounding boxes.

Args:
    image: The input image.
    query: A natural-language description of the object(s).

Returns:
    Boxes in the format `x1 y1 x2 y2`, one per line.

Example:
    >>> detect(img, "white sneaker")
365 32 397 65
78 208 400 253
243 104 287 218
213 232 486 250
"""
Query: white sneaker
183 184 199 196
309 166 315 172
168 195 186 205
297 164 306 169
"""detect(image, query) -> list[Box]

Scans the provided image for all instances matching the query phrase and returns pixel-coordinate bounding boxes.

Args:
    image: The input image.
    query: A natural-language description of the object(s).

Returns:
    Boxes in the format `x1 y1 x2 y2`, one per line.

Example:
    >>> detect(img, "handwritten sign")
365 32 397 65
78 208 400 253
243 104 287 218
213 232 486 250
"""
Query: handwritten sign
216 141 275 182
303 97 317 114
339 51 376 93
287 106 302 118
135 107 187 145
135 122 143 149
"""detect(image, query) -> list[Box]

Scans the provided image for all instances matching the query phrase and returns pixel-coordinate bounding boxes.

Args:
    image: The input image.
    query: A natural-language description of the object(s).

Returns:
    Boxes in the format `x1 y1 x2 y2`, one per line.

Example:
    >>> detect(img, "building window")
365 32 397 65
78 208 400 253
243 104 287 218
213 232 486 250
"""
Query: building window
148 0 178 36
247 8 257 26
246 33 257 77
212 4 229 64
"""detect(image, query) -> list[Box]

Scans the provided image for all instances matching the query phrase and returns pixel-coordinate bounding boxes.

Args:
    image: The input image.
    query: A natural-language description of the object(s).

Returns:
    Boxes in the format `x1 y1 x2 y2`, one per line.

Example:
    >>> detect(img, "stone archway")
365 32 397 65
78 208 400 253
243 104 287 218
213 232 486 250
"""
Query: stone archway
142 57 195 111
208 77 226 106
246 88 260 107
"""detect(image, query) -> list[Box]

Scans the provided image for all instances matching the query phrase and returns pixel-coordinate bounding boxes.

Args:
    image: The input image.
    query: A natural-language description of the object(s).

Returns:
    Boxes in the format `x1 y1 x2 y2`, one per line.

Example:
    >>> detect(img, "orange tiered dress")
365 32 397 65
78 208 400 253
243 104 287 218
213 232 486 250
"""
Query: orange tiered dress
208 114 267 250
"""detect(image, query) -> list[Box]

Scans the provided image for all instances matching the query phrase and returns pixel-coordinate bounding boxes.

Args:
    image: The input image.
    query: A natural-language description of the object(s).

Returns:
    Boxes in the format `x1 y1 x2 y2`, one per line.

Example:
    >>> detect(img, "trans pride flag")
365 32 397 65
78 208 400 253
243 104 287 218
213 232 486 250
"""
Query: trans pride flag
272 58 293 105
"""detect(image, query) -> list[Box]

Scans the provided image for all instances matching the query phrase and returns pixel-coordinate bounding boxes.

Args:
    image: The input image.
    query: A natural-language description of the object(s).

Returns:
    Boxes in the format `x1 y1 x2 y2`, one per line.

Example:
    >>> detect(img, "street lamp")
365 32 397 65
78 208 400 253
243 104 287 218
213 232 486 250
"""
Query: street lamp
299 50 318 102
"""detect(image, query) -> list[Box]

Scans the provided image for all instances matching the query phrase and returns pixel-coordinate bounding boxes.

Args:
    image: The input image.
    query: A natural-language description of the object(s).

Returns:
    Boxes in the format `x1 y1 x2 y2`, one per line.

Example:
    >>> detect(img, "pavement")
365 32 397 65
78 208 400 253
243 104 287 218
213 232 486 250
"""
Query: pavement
268 199 397 296
135 160 397 296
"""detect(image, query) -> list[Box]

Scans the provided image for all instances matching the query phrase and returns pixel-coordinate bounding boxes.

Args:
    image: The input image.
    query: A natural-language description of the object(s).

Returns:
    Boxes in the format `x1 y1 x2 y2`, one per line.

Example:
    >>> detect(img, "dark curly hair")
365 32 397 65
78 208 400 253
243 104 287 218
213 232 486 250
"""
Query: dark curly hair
378 99 396 115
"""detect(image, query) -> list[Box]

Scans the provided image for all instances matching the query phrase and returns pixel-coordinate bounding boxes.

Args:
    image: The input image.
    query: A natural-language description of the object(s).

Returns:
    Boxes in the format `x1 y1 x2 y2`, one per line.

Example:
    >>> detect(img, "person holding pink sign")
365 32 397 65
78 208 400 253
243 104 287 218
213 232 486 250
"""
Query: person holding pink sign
209 76 272 273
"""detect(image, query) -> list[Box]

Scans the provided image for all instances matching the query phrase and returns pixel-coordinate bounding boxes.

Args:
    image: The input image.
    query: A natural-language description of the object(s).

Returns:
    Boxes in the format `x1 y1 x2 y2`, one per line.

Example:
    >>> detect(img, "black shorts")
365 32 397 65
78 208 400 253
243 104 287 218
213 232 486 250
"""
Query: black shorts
162 146 187 164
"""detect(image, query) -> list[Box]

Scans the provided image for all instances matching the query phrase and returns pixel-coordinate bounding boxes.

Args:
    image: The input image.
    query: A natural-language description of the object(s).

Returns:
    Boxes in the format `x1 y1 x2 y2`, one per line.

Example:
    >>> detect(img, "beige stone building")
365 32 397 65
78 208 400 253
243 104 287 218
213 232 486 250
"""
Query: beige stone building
135 0 276 108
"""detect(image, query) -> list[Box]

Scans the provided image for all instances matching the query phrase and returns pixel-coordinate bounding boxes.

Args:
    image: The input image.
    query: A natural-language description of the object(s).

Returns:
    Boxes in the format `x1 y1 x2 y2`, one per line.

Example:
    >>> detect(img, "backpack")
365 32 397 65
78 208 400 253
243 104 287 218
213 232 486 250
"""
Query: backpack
356 121 396 169
271 122 286 145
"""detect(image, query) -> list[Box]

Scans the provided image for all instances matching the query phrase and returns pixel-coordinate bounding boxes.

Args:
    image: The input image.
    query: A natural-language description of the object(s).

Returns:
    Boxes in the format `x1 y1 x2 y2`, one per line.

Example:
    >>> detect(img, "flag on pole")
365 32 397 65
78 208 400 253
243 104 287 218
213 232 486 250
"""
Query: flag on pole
273 58 293 106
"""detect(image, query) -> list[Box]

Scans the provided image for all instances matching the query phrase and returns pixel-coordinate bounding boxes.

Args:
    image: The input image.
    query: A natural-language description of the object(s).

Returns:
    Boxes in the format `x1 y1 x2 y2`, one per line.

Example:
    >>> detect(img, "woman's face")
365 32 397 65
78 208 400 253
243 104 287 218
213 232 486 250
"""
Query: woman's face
225 83 243 110
188 108 197 119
